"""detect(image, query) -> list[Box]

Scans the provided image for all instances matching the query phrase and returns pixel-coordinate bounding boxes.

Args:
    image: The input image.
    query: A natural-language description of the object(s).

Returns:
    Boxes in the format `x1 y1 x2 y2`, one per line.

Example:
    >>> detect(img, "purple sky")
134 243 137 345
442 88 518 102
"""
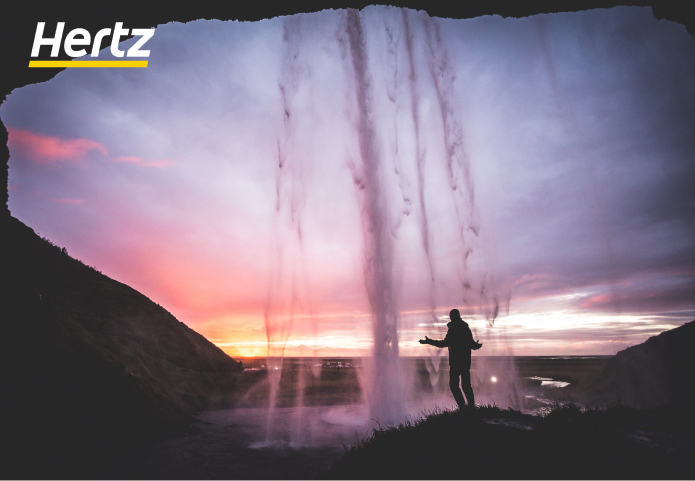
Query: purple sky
3 6 694 357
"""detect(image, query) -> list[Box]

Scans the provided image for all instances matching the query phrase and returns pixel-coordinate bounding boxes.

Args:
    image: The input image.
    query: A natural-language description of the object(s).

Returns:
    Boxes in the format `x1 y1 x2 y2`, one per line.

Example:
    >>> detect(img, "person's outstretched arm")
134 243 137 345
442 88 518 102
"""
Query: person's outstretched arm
419 336 448 348
465 327 483 350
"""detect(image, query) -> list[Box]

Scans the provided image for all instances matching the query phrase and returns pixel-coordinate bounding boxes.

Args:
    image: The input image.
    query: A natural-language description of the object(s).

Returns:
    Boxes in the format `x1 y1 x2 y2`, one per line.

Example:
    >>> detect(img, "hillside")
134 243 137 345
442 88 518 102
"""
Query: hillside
1 214 243 478
587 320 695 408
322 405 694 479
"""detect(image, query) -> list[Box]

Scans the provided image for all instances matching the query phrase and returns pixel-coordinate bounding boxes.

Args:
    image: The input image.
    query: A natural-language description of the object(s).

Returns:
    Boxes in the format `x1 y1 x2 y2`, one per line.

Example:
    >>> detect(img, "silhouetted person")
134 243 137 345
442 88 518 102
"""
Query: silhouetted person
420 309 482 410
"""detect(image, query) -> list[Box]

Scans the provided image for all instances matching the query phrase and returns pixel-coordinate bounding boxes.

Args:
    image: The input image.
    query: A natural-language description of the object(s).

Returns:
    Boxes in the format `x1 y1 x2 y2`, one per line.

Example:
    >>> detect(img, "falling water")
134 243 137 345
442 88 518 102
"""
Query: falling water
342 9 404 423
262 14 316 442
263 6 513 435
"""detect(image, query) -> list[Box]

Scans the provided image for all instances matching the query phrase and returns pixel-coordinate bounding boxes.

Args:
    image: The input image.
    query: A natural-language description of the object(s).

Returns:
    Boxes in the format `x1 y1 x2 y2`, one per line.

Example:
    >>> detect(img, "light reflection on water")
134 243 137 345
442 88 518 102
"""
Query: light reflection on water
522 376 573 415
528 376 571 388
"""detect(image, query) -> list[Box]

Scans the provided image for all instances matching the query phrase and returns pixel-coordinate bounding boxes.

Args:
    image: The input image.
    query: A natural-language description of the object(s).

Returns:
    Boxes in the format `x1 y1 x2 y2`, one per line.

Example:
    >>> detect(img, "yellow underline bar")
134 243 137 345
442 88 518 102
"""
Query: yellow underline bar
29 60 148 68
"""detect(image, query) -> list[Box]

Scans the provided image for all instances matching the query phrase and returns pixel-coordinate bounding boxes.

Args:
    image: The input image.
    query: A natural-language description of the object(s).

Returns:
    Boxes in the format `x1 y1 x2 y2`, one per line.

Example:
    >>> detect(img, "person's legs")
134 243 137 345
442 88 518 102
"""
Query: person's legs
449 365 466 409
461 369 475 409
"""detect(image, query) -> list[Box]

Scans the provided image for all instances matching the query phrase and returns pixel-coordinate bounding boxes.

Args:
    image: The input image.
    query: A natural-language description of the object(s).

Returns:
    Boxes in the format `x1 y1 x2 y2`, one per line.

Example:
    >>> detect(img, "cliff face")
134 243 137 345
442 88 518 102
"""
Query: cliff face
1 215 242 477
590 320 695 408
2 215 243 410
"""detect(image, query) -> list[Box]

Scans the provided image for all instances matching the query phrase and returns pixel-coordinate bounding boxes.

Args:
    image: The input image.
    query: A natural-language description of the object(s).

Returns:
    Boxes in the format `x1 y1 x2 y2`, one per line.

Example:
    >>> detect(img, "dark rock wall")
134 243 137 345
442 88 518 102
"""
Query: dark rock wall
1 213 243 478
591 320 695 408
3 215 243 411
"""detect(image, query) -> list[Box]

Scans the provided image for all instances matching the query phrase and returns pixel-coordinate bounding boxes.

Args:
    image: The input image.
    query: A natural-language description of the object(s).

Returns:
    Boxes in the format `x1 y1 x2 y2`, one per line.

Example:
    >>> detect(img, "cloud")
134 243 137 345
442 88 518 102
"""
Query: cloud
114 156 174 168
576 276 695 314
7 127 107 165
7 128 173 170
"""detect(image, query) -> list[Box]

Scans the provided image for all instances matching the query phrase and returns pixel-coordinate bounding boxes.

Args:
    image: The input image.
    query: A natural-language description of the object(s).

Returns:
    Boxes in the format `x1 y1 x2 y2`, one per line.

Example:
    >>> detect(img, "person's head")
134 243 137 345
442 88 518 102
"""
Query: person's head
449 309 461 321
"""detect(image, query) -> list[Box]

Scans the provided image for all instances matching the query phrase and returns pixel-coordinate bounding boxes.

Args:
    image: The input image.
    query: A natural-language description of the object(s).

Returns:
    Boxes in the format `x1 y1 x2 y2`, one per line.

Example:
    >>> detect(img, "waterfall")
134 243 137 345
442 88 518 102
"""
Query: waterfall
264 5 510 433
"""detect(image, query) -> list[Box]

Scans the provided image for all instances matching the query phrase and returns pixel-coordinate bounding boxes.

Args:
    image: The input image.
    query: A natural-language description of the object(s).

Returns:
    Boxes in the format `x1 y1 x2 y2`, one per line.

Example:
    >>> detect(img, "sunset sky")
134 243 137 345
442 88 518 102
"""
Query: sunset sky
3 6 694 357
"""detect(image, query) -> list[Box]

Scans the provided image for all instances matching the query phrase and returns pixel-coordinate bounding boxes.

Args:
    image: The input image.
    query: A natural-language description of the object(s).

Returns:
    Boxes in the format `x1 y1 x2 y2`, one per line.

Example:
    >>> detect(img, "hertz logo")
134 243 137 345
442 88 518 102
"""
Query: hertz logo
29 22 154 68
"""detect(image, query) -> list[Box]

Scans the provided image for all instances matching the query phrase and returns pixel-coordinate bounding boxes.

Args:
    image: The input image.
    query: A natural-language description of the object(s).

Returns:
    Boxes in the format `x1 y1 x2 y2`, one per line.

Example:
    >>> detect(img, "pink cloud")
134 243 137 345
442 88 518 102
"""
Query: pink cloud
50 198 86 204
114 156 174 168
7 127 107 165
580 294 614 308
7 128 173 169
